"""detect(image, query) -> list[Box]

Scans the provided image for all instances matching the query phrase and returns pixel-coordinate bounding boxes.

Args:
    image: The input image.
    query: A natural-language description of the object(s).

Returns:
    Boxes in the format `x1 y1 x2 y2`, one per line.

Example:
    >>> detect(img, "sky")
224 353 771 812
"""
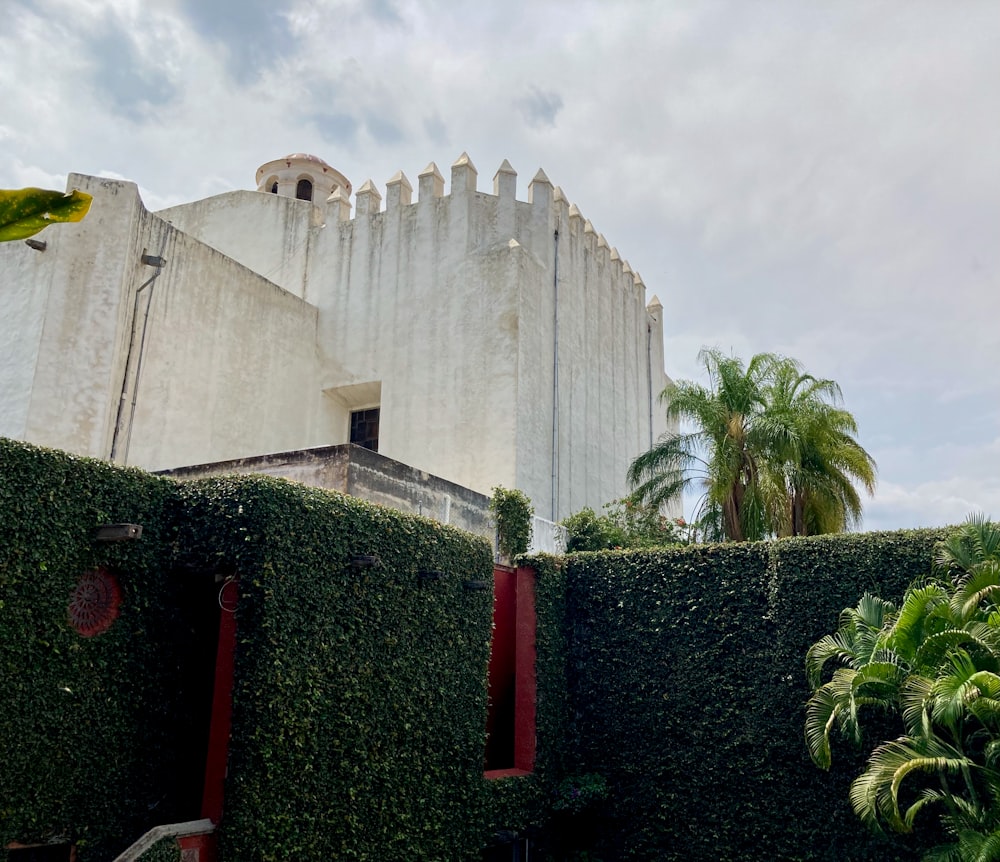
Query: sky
1 0 997 532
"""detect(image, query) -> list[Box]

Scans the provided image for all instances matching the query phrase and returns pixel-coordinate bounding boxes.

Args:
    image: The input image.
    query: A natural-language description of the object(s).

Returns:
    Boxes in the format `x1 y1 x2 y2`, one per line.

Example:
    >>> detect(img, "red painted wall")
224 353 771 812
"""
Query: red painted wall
485 565 536 777
200 580 238 824
178 832 218 862
485 566 517 770
513 565 537 771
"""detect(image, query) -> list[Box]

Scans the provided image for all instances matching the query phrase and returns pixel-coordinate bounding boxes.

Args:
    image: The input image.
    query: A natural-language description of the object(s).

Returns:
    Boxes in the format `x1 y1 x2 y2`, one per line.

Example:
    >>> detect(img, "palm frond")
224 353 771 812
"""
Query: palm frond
900 675 935 736
805 684 843 769
953 827 1000 862
806 633 859 689
930 650 991 730
916 629 997 671
636 346 875 540
891 584 952 660
935 515 1000 578
952 560 1000 623
850 735 972 833
919 840 964 862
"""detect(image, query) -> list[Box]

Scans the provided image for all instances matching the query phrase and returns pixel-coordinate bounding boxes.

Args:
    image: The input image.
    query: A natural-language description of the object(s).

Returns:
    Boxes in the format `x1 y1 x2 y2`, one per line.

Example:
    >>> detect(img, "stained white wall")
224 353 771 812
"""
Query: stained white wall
15 175 146 457
3 175 330 469
123 218 331 471
309 161 524 503
301 156 668 520
0 241 54 439
157 191 321 300
511 180 670 520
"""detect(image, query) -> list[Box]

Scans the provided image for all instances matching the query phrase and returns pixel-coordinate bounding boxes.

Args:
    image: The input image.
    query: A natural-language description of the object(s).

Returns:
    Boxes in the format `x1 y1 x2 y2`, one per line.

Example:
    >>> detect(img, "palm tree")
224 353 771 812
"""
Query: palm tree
804 591 904 768
761 359 877 536
627 349 780 542
627 348 876 541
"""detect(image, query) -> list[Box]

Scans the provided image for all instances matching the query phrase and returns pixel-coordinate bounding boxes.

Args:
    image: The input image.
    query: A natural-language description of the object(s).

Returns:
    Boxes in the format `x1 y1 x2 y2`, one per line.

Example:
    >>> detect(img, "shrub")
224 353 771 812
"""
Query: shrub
561 498 685 551
490 486 534 558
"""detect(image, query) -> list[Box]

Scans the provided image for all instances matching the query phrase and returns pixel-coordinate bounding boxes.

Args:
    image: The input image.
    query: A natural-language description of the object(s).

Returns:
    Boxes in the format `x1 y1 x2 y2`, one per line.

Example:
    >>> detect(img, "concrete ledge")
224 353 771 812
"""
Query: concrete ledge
160 443 493 540
160 443 566 555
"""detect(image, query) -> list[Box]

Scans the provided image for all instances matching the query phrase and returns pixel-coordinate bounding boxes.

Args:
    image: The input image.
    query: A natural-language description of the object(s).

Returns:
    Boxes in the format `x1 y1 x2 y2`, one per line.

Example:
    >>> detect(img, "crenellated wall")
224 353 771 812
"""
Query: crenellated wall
306 152 671 519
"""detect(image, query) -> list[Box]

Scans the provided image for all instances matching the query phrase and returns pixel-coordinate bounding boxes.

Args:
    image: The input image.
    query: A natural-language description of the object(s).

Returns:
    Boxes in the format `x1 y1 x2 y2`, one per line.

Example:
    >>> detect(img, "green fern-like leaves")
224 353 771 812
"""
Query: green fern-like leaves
805 516 1000 859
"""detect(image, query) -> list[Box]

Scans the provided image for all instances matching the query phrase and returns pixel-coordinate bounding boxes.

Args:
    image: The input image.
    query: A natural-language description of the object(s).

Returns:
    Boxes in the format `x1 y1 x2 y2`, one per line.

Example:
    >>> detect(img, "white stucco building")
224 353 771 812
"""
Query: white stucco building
0 152 671 521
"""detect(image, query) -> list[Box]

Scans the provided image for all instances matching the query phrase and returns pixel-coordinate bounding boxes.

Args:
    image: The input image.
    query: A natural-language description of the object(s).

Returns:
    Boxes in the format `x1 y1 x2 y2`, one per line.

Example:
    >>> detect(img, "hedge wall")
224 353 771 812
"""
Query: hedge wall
0 439 195 859
137 837 180 861
0 436 959 861
170 475 498 861
560 529 950 861
0 441 507 861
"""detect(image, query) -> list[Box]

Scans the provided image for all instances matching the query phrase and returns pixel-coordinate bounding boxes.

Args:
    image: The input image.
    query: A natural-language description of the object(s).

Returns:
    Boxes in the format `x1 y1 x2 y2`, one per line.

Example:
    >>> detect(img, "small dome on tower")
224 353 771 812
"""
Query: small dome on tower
255 154 352 204
283 153 332 167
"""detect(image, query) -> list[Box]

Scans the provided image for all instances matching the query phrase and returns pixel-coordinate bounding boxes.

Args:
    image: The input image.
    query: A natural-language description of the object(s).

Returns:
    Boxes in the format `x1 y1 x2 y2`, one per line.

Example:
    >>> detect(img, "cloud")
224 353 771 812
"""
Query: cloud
88 12 179 120
310 112 362 148
516 86 564 129
368 0 403 25
178 0 295 82
365 113 404 146
865 476 1000 531
423 114 448 146
3 160 68 191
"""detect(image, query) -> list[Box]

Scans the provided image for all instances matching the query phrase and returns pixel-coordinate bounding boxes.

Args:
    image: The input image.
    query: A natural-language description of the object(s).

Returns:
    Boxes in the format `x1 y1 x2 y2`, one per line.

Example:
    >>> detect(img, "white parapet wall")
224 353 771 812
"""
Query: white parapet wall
529 516 568 556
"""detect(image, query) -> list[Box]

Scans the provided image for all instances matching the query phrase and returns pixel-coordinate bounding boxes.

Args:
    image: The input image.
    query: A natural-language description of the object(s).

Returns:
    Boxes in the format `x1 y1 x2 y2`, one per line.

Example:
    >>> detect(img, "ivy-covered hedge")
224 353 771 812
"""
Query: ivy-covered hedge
559 529 950 861
0 435 960 861
170 475 497 860
0 439 194 859
137 837 180 861
0 441 504 861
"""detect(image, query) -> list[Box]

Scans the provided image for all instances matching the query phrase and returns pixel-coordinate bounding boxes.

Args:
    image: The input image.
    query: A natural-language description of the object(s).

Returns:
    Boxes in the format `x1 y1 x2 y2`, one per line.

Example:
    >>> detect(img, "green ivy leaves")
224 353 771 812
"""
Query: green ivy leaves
559 533 948 861
490 486 533 558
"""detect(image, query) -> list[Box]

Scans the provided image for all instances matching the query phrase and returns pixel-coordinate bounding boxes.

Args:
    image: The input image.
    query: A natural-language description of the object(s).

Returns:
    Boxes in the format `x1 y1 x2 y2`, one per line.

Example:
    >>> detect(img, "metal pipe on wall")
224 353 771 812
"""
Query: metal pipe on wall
550 228 560 522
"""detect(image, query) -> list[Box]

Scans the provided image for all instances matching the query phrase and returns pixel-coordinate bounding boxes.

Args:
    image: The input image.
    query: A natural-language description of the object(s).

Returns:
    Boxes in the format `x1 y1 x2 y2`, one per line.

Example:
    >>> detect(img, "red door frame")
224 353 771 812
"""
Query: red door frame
200 578 238 823
485 564 537 778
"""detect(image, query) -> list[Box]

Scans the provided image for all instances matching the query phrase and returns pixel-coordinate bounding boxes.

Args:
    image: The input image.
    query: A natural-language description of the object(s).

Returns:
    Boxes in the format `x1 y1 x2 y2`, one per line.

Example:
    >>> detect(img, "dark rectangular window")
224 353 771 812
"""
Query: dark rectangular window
350 408 379 452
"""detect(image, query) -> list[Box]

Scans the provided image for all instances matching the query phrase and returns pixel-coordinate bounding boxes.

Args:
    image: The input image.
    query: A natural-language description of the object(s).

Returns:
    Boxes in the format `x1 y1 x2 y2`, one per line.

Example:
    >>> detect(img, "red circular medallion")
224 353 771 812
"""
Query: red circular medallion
69 567 122 637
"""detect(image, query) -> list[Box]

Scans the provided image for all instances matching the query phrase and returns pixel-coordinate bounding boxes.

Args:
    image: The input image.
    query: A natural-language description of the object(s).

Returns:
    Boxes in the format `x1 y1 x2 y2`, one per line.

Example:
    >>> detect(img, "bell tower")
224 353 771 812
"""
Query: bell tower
255 153 352 203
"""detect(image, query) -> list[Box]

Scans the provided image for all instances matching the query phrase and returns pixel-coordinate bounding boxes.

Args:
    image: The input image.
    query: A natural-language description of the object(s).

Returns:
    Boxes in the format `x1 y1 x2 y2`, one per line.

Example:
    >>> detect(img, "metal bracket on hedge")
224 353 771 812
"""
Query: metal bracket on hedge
94 523 143 542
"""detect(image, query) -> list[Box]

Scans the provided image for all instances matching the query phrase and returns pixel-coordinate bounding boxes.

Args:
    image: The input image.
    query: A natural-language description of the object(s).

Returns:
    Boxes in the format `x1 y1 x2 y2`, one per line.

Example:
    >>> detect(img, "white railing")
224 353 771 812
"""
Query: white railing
112 819 214 862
